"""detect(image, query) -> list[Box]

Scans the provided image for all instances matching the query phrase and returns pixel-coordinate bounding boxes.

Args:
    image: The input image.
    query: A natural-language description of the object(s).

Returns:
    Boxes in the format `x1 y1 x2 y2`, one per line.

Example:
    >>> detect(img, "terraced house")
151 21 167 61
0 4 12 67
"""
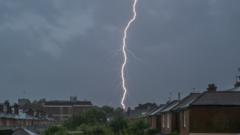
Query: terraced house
0 101 52 129
147 82 240 135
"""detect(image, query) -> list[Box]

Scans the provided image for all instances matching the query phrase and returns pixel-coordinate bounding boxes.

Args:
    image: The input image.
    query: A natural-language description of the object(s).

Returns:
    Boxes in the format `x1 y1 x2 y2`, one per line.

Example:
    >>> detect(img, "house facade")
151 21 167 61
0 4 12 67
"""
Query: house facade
160 100 179 134
43 97 93 121
172 93 201 135
0 101 53 129
147 105 166 130
147 83 240 135
178 84 240 135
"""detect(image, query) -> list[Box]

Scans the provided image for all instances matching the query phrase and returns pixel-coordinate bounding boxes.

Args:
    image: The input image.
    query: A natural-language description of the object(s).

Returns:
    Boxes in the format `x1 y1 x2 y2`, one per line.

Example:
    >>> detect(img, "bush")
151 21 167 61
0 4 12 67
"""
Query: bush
170 131 179 135
44 126 68 135
77 123 113 135
46 108 159 135
127 120 149 135
145 128 159 135
109 116 128 134
63 108 107 130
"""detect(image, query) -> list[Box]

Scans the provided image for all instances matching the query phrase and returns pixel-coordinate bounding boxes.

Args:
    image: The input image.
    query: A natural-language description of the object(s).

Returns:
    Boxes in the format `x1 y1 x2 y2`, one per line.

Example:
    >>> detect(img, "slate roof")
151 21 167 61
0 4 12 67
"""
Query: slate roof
24 128 38 135
228 86 240 91
191 91 240 106
172 93 201 111
13 128 38 135
127 105 159 118
0 111 51 121
148 105 166 116
127 110 148 119
161 100 179 113
44 101 92 106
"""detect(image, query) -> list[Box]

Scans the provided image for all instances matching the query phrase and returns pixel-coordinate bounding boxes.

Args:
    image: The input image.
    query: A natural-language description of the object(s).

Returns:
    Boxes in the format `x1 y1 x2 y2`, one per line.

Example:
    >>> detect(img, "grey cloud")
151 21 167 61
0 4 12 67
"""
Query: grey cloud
0 0 240 107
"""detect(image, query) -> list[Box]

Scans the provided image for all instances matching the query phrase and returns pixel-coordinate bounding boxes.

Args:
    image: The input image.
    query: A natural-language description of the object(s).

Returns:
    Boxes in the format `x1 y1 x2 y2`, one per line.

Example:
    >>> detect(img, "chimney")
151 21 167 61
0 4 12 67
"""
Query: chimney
3 101 11 114
207 84 217 92
13 103 19 115
70 96 77 102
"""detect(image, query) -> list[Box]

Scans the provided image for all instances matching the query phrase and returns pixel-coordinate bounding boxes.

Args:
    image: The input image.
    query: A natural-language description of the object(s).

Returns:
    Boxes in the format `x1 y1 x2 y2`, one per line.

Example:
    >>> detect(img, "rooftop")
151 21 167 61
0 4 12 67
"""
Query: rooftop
148 105 166 116
191 91 240 106
161 100 179 113
228 86 240 91
173 93 201 111
44 101 92 106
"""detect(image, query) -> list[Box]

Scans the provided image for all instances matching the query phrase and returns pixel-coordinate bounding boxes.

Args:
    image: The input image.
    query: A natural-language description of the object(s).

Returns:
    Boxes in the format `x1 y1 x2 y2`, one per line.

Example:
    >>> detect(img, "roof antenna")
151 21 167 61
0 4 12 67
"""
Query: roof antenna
168 92 172 102
238 68 240 80
178 92 181 101
192 88 196 93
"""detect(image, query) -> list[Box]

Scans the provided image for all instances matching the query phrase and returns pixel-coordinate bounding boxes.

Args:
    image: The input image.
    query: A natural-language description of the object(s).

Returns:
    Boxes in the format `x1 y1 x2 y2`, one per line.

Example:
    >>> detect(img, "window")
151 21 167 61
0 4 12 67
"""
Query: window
167 113 170 128
162 114 165 128
183 111 187 127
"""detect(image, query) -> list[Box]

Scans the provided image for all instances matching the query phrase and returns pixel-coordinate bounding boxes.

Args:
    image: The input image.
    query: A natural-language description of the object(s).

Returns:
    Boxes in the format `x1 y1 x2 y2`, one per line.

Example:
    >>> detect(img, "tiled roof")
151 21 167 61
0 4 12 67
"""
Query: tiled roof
191 91 240 106
44 101 92 106
172 93 201 111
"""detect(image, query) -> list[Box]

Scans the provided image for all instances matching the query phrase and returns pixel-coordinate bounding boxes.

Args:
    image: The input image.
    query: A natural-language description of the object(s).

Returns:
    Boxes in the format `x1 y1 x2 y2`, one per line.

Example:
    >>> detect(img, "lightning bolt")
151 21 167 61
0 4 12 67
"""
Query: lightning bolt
121 0 139 111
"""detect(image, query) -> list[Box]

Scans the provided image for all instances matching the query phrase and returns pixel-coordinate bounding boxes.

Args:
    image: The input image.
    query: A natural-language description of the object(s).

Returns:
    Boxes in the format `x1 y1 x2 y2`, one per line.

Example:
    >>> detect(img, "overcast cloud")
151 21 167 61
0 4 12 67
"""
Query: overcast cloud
0 0 240 107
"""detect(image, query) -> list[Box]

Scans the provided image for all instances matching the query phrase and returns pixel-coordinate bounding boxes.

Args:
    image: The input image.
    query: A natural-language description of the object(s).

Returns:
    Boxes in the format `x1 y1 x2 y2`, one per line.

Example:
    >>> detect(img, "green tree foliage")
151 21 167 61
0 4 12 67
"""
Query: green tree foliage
78 124 113 135
63 108 107 130
101 106 114 115
44 126 68 135
127 120 149 135
109 116 128 135
46 107 157 135
169 131 179 135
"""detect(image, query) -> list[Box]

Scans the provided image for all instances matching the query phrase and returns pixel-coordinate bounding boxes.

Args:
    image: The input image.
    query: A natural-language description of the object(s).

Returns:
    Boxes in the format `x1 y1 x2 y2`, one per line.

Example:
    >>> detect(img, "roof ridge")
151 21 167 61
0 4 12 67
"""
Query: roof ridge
216 90 240 93
172 93 201 110
190 91 240 106
189 91 207 106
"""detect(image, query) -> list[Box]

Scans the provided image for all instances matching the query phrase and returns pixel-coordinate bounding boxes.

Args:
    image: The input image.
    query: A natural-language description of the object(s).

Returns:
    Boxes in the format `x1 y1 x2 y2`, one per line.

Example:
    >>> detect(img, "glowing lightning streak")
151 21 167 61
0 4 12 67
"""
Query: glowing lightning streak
121 0 138 111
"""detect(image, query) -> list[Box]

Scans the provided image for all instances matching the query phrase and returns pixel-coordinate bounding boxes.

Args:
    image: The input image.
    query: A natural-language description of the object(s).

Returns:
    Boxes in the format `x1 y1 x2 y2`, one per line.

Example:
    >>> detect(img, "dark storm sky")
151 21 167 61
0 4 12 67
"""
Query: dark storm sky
0 0 240 107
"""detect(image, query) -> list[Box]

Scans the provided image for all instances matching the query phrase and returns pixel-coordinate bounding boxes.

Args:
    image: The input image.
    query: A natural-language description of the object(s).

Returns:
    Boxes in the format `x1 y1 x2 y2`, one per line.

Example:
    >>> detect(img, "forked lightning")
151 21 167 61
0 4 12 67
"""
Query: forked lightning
121 0 139 111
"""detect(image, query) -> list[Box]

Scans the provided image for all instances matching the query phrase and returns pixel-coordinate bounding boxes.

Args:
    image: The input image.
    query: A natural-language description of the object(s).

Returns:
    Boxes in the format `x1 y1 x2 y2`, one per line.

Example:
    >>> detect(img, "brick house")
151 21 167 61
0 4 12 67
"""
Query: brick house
147 105 166 130
126 102 158 120
172 93 201 135
43 97 93 121
0 110 52 128
178 84 240 135
160 100 179 134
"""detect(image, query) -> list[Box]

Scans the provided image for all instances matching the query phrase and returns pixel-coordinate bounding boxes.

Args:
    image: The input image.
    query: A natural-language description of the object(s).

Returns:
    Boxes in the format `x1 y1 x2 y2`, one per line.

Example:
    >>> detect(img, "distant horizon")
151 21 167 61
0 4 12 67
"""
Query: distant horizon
2 80 239 108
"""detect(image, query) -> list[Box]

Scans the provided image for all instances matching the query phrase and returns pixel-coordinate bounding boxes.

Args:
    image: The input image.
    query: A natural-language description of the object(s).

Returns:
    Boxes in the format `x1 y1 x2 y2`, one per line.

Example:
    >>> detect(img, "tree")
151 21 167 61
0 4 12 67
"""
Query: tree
78 124 113 135
44 126 68 135
110 116 128 135
102 106 114 115
128 120 149 135
63 108 107 130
